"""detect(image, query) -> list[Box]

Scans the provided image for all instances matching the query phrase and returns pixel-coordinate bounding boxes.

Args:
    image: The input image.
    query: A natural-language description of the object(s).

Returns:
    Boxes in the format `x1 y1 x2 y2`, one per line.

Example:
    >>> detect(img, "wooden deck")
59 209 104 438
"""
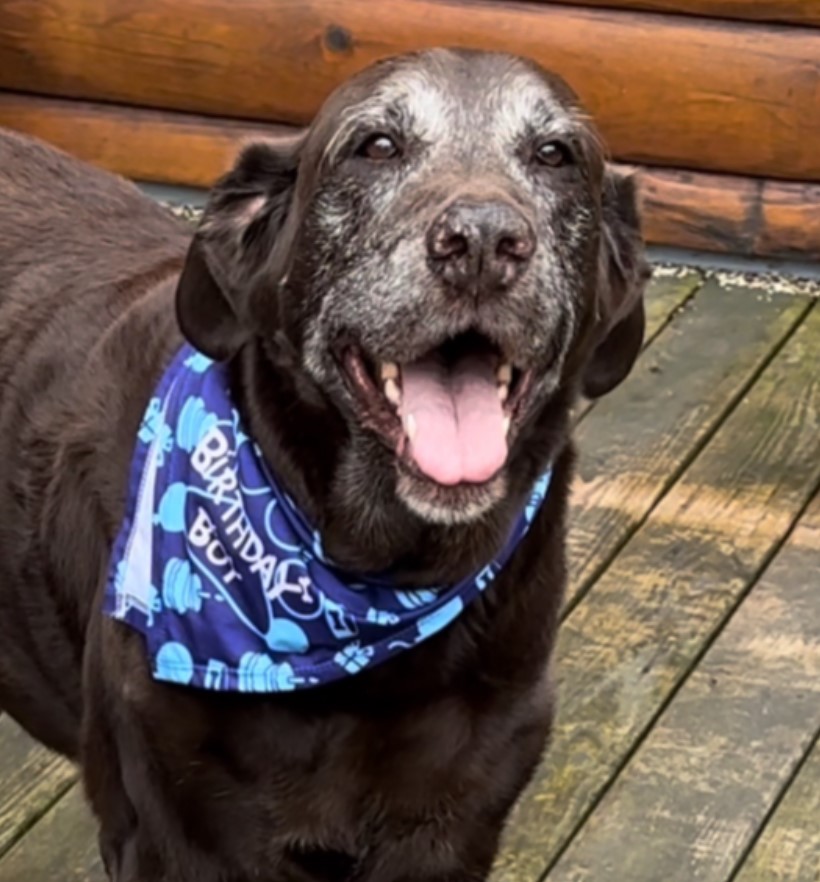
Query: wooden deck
0 268 817 882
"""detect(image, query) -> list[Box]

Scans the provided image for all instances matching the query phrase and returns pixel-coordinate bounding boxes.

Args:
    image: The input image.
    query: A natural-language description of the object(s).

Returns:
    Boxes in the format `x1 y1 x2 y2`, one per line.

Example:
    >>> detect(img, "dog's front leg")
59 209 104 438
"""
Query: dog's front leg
82 620 219 882
350 716 552 882
84 735 221 882
83 730 137 881
82 615 139 879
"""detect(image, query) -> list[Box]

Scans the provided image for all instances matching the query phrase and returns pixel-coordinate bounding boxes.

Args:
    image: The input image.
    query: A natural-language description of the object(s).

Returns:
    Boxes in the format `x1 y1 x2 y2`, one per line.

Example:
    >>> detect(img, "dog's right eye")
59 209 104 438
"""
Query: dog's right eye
357 134 400 161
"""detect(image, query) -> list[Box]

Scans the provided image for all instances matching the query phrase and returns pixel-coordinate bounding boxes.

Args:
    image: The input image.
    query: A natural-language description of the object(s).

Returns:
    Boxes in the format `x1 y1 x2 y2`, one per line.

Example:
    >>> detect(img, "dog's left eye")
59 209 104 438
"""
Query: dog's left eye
357 134 401 161
534 141 573 168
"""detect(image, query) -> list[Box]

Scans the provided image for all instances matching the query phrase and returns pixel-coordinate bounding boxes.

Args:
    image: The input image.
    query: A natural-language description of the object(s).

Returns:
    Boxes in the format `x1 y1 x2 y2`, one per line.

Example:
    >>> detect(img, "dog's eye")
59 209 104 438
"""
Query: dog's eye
357 134 400 161
534 141 572 168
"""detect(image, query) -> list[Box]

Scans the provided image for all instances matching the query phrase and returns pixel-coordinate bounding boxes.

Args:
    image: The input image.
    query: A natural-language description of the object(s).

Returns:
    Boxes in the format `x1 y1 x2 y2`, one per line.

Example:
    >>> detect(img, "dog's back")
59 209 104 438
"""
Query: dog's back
0 130 191 754
0 130 187 287
0 130 192 404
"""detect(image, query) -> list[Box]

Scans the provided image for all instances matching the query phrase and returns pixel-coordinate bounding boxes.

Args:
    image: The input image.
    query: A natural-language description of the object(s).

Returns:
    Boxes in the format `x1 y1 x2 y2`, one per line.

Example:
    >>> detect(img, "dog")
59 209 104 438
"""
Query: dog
0 49 648 881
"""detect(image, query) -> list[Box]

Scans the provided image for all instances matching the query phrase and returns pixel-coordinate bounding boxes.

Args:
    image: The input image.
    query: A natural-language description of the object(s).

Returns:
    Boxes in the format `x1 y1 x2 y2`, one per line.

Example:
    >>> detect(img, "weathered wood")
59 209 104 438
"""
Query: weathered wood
3 95 820 260
640 272 703 347
635 166 820 259
735 735 820 882
527 0 820 26
544 493 820 881
1 1 819 180
567 281 809 607
635 165 761 255
0 786 103 882
0 93 293 187
493 300 820 881
757 182 820 258
0 717 77 858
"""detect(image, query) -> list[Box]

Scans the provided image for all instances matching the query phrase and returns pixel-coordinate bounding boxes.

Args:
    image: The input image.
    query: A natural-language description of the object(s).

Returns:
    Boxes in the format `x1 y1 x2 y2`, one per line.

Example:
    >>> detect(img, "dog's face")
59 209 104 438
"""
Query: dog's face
177 49 648 528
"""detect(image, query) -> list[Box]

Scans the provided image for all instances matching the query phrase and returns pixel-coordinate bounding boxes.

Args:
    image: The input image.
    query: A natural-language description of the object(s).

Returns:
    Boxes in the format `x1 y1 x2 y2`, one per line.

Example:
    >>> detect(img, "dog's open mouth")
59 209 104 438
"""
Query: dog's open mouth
342 331 534 487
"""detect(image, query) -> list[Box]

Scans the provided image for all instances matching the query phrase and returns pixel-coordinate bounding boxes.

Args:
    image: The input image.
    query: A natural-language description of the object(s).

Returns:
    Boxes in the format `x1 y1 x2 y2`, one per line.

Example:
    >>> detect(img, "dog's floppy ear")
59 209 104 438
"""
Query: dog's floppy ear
175 138 301 361
581 169 651 399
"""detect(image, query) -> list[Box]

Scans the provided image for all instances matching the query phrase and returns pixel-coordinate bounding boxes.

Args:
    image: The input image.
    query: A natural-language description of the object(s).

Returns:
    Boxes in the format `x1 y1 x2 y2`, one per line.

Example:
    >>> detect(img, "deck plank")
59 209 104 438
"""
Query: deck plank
544 491 820 881
0 786 103 882
734 734 820 882
0 717 76 858
567 279 810 607
641 270 702 347
494 303 820 880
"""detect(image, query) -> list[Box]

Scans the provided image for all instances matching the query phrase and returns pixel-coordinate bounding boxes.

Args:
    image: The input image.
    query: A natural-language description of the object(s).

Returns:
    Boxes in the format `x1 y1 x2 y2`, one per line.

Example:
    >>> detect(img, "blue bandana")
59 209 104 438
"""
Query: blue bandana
103 345 552 693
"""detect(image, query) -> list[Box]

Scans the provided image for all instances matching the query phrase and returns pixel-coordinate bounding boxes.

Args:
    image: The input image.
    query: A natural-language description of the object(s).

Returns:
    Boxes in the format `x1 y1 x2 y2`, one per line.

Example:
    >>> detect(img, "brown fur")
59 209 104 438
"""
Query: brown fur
0 50 648 881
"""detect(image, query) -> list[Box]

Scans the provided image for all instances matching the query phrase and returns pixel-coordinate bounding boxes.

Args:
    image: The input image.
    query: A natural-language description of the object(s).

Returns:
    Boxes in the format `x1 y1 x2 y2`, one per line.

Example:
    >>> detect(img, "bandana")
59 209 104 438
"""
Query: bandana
103 345 552 693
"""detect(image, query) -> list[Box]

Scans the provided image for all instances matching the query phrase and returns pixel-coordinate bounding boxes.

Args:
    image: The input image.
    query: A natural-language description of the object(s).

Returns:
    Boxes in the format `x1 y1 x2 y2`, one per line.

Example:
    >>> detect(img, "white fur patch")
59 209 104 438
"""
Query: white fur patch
396 472 508 525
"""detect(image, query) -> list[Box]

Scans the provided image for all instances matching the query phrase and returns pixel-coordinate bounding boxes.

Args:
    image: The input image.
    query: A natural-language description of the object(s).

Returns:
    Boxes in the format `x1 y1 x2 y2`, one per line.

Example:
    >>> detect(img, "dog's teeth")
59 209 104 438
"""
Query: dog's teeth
403 413 417 441
384 378 401 406
497 364 512 384
503 416 511 435
498 383 509 403
381 362 399 381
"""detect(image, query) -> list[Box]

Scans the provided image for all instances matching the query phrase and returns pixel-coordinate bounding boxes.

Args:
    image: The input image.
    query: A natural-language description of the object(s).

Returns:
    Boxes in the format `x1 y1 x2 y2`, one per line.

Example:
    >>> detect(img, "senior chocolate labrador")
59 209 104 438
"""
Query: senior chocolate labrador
0 49 648 881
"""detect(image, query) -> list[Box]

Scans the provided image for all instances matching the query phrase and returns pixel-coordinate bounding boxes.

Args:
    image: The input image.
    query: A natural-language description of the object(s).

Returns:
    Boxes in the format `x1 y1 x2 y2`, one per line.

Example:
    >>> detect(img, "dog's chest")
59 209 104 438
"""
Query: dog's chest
151 681 534 860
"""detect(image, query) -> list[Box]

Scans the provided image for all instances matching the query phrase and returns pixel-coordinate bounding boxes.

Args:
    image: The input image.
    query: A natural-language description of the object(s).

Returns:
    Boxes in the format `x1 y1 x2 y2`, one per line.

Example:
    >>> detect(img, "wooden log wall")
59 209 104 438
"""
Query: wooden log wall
0 0 818 260
525 0 820 26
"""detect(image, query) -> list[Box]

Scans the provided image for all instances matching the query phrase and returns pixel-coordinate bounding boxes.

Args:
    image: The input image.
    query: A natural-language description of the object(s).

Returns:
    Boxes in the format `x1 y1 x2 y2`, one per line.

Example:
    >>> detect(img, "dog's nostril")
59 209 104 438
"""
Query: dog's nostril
497 234 535 262
429 226 469 261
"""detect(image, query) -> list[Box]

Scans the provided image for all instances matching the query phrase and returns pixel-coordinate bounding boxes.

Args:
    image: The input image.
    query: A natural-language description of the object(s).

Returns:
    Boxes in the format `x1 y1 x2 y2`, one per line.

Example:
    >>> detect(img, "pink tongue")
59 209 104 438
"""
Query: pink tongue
400 353 507 486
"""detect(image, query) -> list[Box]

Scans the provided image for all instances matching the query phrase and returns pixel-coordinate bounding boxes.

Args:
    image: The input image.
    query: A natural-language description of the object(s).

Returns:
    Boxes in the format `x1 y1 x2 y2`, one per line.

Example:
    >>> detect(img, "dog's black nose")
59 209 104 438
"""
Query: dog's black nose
427 201 535 294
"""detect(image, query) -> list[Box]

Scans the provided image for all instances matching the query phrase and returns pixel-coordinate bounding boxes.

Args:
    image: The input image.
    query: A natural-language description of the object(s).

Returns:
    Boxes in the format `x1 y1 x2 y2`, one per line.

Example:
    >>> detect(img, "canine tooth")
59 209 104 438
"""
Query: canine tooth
384 378 401 406
381 362 399 380
498 383 509 403
497 364 512 384
404 413 417 441
503 416 511 435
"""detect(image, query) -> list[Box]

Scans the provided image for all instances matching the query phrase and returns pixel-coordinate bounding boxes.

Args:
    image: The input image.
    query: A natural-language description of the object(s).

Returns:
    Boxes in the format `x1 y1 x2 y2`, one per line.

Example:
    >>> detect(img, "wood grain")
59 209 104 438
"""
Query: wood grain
640 272 703 348
0 93 293 187
2 94 819 259
0 1 818 180
0 786 103 882
0 718 76 858
526 0 820 27
735 733 820 881
634 165 761 254
635 166 820 259
545 493 820 881
757 181 820 258
493 298 820 881
567 280 809 607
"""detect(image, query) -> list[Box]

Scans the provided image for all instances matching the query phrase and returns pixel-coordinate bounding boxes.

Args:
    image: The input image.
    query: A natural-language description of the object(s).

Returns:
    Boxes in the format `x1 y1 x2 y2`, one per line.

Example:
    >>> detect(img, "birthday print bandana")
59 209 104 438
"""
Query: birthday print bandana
103 345 552 693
